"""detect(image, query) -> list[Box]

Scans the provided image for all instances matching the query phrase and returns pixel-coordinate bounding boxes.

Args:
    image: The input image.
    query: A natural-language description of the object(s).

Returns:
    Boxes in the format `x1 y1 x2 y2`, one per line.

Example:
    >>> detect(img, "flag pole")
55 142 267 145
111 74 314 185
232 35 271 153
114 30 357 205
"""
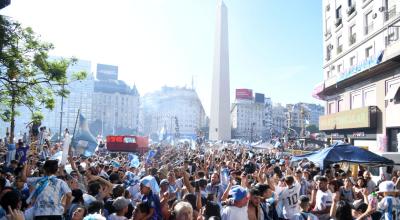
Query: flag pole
69 109 80 157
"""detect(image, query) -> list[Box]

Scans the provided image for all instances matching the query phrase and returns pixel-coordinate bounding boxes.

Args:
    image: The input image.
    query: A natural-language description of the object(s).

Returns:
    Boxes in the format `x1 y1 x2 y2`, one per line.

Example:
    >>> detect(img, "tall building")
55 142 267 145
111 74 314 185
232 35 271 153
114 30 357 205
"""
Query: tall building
140 86 206 140
272 103 287 137
315 0 400 152
91 64 140 135
42 59 94 136
231 89 273 141
209 0 231 141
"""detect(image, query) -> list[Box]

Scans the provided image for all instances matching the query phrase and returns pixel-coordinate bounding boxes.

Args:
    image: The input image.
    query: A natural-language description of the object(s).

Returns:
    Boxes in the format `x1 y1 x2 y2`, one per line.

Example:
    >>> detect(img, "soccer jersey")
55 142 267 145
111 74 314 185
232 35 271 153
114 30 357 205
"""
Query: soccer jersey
377 196 400 220
279 182 301 219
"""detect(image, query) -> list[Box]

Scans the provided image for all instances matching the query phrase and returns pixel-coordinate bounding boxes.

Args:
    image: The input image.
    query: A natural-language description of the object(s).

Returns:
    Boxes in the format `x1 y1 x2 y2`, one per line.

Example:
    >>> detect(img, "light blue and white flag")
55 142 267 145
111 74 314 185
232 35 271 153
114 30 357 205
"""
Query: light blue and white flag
72 114 98 157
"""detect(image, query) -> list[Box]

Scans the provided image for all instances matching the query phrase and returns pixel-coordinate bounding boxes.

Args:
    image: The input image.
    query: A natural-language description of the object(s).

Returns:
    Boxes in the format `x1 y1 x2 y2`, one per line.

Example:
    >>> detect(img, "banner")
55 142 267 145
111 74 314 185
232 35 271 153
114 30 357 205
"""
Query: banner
61 134 71 165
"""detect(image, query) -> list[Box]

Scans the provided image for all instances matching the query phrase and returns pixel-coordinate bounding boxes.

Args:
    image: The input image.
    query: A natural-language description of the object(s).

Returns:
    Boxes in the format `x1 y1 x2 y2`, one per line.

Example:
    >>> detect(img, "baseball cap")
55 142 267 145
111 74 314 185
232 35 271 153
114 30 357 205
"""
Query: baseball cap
270 159 276 164
228 186 248 201
279 159 285 165
378 181 398 193
112 196 130 211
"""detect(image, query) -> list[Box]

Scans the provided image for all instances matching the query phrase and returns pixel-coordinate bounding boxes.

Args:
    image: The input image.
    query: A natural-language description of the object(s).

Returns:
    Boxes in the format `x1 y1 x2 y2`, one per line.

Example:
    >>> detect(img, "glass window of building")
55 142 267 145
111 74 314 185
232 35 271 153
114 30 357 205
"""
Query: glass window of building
363 87 376 106
365 46 373 58
350 56 356 66
337 99 344 112
328 102 335 114
365 11 374 35
349 24 356 45
351 92 362 109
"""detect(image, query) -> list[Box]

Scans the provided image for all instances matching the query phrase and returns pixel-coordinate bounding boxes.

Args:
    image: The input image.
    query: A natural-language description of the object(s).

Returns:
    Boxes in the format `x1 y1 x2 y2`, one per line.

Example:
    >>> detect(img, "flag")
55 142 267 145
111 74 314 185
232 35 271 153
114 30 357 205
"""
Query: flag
158 125 166 141
146 150 156 164
72 113 98 157
129 154 140 168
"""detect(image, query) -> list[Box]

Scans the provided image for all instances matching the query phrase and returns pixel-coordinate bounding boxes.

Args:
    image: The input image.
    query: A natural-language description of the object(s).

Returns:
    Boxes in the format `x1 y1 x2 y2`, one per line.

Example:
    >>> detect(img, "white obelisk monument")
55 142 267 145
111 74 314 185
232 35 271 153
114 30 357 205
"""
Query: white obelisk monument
209 0 231 141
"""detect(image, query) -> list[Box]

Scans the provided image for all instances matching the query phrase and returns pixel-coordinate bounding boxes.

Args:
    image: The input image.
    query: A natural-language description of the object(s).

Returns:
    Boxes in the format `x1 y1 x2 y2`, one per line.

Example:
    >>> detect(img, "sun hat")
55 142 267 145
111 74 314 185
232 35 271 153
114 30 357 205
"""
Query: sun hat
378 181 398 193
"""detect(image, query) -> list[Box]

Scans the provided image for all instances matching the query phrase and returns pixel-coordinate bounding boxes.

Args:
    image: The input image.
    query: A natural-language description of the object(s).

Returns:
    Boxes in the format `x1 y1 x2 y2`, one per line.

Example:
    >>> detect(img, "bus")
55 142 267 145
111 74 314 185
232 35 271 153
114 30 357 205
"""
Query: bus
106 135 149 154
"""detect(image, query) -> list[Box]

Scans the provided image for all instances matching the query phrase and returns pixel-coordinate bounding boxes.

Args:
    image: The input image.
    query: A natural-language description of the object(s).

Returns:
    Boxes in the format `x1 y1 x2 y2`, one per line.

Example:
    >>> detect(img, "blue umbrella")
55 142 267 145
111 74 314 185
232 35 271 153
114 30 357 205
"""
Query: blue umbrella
291 143 394 170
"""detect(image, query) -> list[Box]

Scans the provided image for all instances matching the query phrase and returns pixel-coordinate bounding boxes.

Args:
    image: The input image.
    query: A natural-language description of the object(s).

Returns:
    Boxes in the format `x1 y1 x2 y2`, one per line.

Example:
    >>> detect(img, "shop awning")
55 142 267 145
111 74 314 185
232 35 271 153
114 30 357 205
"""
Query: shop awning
385 84 400 101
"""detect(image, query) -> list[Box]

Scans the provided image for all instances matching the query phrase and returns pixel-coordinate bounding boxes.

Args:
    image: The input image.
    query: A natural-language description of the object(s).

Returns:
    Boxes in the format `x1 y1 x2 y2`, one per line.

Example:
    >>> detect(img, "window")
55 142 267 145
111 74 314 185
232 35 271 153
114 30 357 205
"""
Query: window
337 64 343 73
363 87 376 106
351 92 362 109
337 35 343 54
365 11 374 35
337 99 344 112
350 56 356 66
326 45 332 61
348 0 354 7
336 5 342 18
365 46 373 58
328 102 336 114
349 24 356 45
335 7 343 27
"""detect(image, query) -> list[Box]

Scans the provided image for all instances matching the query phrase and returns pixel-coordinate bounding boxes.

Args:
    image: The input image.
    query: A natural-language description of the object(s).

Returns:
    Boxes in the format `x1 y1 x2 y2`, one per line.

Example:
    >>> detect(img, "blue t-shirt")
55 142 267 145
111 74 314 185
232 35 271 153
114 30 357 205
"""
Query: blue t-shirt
142 191 162 220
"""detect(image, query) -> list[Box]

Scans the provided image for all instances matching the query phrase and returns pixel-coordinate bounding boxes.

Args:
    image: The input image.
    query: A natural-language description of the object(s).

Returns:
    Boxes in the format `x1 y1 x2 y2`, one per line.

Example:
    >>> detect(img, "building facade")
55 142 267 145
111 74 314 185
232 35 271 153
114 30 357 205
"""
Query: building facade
91 64 140 136
271 103 287 137
231 89 271 141
140 86 206 141
316 0 400 152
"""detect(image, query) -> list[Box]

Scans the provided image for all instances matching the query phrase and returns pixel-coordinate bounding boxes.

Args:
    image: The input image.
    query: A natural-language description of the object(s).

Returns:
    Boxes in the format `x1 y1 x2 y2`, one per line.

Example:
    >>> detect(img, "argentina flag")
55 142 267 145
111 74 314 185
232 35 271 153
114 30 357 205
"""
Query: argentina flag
72 113 98 157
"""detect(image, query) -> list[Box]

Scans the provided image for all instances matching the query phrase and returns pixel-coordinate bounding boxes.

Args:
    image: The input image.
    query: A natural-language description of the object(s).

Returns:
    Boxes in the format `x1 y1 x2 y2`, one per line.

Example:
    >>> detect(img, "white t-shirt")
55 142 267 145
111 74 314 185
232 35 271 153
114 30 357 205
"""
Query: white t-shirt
290 212 319 220
27 176 71 216
377 196 400 220
314 189 332 220
279 183 301 219
221 206 249 220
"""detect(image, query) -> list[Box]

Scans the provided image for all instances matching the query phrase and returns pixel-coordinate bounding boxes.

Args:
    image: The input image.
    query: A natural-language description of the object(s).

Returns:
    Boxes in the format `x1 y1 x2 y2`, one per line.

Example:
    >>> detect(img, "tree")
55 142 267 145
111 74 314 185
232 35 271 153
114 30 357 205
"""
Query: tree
0 16 86 143
306 124 319 134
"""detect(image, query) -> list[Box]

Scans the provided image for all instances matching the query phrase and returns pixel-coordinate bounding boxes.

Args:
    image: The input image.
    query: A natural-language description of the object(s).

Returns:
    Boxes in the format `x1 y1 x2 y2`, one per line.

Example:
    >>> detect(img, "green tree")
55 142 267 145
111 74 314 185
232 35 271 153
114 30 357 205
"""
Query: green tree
306 124 319 133
0 16 86 143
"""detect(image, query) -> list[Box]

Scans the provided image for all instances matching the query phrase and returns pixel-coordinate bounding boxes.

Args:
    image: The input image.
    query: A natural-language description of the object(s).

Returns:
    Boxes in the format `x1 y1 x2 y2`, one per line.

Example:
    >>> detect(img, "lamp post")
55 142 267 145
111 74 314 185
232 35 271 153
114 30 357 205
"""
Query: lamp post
59 84 65 141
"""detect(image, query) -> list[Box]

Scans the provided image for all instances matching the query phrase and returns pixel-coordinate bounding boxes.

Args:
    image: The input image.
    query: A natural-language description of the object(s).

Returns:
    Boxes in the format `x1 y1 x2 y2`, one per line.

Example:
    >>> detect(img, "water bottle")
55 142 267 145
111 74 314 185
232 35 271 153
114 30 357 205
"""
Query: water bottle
368 192 377 208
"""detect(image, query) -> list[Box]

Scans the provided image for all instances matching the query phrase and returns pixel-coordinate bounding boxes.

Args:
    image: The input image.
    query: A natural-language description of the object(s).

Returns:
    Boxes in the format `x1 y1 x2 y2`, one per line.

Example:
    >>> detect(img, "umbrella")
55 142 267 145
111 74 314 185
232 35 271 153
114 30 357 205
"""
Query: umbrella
291 143 394 170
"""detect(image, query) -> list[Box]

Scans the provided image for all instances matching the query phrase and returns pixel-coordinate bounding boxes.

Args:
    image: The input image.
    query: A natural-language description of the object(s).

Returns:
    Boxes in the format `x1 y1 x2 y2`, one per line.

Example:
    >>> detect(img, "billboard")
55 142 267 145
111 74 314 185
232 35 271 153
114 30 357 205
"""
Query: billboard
255 93 265 103
236 89 253 100
97 64 118 80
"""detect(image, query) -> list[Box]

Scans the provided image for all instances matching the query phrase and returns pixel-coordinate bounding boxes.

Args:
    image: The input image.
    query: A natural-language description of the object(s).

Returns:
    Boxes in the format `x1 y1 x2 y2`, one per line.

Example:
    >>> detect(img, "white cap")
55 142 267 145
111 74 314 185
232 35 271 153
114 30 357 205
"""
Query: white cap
378 181 398 193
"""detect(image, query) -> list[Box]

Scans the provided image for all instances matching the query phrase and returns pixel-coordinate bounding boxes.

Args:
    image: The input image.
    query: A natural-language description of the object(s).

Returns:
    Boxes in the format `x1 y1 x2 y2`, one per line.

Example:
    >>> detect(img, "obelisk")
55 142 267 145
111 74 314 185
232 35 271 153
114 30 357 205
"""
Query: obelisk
209 0 231 141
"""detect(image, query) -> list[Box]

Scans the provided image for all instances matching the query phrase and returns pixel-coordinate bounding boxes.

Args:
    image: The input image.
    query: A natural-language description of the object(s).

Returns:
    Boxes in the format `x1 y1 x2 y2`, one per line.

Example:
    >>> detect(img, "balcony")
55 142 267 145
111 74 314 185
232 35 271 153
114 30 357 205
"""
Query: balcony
364 23 374 35
349 34 356 45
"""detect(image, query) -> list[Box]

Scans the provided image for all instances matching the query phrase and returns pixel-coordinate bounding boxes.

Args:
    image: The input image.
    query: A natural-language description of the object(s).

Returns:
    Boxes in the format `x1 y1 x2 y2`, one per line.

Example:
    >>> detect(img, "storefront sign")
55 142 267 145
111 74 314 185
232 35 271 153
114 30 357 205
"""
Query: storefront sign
319 107 373 131
337 51 384 83
352 132 365 137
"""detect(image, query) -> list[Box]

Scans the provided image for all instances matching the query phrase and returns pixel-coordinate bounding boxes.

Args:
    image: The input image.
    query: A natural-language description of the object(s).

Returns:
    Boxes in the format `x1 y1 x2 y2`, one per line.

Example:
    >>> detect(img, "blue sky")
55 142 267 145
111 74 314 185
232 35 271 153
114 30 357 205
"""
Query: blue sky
1 0 323 115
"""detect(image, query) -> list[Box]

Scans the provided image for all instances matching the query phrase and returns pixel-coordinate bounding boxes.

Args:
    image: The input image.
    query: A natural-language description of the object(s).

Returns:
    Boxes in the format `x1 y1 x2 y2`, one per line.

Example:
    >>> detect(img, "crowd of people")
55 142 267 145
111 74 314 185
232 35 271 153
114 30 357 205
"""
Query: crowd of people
0 129 399 220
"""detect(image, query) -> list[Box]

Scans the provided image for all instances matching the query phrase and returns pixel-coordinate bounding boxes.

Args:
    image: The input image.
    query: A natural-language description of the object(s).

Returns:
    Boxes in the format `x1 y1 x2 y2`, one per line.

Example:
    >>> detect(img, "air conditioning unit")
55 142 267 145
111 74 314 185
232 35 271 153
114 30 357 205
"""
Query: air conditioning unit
372 13 378 19
379 7 385 12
